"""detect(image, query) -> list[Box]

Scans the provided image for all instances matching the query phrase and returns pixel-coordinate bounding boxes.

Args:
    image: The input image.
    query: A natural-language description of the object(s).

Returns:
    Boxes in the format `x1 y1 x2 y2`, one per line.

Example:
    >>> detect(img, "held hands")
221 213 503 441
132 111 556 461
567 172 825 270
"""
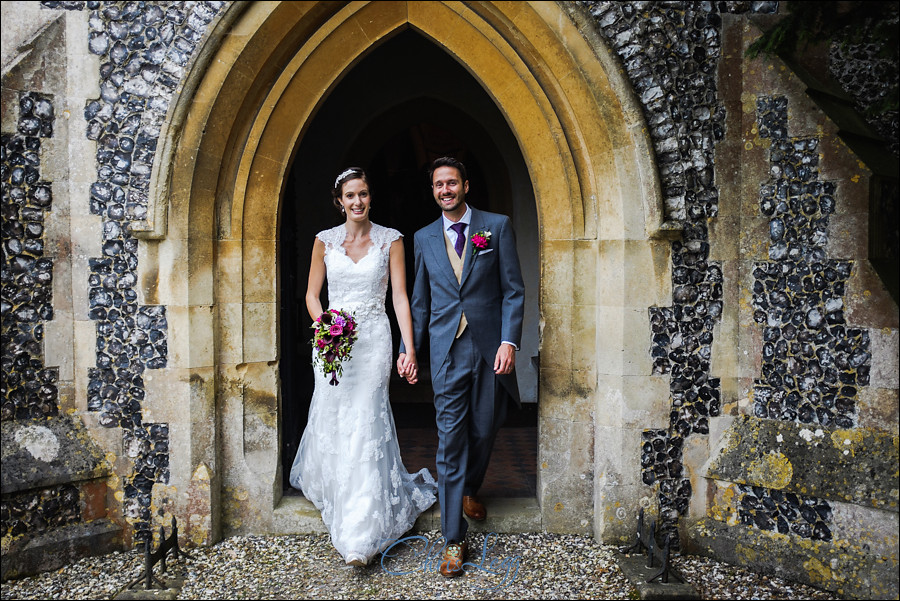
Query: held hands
397 352 418 384
399 345 513 381
494 343 516 375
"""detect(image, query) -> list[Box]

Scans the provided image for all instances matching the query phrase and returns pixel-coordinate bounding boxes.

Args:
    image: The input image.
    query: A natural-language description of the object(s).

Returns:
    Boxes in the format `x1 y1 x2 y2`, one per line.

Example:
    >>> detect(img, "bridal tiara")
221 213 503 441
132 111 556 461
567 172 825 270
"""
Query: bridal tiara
334 168 361 188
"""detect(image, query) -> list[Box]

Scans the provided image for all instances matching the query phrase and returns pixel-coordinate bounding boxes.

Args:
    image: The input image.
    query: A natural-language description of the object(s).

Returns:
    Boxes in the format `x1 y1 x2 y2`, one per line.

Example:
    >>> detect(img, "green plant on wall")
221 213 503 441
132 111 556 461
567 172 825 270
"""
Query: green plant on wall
747 1 898 116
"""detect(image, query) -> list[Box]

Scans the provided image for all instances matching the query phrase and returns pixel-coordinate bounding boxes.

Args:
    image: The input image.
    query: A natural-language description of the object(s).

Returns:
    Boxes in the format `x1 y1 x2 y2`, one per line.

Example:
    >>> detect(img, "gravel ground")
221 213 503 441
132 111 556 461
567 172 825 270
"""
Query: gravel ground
1 531 842 600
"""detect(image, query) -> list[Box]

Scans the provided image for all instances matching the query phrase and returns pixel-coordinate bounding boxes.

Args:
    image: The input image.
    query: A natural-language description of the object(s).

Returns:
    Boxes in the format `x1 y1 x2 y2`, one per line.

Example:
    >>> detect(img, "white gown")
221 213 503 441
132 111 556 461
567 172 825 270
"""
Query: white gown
290 222 437 564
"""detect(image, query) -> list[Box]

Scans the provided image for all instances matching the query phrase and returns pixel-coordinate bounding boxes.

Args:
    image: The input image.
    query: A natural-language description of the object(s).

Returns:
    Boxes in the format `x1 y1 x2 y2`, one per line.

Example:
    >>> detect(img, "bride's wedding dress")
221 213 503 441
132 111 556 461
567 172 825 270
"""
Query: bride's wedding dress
290 223 437 564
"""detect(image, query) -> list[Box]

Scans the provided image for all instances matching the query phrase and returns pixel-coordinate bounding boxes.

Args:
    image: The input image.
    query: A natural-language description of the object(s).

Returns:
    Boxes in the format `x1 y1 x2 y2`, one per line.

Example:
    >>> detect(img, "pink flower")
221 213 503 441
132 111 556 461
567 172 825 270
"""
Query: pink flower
470 229 492 256
316 339 327 349
329 324 343 336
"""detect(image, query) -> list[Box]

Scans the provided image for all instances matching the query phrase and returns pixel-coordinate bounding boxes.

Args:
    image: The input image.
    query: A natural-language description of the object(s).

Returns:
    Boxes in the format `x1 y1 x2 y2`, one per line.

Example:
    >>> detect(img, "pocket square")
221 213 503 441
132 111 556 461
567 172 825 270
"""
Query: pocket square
477 248 494 254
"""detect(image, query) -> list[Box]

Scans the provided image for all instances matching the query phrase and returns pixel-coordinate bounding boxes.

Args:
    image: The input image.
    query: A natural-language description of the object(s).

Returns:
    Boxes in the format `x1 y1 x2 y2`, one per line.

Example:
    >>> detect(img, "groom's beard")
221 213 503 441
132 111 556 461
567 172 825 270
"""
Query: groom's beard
437 191 465 213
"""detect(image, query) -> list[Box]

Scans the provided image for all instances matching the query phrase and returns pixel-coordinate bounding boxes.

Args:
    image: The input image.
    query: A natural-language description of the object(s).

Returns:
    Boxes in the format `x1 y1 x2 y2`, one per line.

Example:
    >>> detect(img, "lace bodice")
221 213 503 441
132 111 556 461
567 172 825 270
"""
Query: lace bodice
318 223 402 319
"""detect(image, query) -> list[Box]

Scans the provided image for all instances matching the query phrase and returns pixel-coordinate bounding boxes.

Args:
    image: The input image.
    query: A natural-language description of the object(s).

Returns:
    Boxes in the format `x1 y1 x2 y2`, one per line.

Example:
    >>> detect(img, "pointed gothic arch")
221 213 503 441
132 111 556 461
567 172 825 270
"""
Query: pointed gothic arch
156 1 672 542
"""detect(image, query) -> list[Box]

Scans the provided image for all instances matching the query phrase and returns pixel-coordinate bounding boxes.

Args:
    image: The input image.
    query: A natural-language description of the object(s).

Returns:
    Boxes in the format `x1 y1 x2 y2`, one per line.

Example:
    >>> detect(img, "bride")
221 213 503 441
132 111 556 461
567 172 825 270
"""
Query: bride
289 167 437 566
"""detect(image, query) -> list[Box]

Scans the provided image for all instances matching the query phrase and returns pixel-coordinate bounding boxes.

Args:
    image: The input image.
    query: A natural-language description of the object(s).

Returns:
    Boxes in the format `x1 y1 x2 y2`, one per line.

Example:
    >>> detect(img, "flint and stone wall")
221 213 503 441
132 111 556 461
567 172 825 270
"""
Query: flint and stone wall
1 1 897 597
1 10 120 580
689 12 897 599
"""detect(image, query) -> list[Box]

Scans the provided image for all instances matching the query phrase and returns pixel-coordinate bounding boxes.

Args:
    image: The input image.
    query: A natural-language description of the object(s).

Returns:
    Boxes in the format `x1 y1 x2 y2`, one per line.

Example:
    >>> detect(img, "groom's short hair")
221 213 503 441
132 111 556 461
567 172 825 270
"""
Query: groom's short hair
428 157 468 185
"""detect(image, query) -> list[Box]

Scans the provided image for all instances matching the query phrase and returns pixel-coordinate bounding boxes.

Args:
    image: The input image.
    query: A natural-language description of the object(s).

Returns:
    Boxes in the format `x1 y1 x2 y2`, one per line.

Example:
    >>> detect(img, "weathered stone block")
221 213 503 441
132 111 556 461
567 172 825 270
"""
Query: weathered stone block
1 519 121 582
688 517 898 600
539 418 593 534
703 415 899 511
1 415 109 493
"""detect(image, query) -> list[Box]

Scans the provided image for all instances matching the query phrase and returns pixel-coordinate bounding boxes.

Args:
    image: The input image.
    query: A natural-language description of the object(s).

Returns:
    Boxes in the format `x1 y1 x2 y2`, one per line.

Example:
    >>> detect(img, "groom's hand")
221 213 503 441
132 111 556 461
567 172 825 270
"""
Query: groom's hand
494 343 516 375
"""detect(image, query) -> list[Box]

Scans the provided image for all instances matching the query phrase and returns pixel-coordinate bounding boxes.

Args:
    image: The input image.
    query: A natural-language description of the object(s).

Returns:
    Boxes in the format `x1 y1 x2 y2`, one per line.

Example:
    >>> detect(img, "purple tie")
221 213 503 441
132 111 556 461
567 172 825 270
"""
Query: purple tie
450 222 466 257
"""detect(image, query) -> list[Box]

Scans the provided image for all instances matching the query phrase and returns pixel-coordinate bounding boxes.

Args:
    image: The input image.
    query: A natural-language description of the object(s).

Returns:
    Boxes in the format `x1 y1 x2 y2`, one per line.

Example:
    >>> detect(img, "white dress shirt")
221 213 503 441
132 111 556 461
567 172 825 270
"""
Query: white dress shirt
442 205 472 246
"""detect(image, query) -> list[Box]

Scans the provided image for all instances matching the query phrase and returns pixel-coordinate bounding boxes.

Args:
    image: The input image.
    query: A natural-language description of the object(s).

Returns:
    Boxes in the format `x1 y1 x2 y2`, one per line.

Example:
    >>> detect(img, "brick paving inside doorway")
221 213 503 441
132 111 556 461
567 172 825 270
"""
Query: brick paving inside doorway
396 424 537 498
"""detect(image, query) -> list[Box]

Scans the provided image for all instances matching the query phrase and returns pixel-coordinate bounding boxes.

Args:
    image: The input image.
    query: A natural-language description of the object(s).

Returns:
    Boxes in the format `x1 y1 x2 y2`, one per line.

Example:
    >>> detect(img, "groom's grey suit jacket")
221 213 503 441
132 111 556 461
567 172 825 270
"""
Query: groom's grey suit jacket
404 207 525 404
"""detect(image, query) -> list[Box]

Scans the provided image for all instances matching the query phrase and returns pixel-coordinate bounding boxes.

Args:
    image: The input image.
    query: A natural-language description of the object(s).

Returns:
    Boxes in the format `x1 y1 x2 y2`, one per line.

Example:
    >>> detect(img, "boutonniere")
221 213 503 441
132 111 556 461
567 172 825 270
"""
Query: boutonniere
471 230 491 257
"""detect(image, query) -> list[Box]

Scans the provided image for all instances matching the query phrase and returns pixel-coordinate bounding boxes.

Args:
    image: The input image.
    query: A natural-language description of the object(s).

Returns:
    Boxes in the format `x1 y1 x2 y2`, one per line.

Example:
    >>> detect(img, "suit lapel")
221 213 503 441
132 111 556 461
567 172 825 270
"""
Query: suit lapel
460 208 483 287
425 218 460 289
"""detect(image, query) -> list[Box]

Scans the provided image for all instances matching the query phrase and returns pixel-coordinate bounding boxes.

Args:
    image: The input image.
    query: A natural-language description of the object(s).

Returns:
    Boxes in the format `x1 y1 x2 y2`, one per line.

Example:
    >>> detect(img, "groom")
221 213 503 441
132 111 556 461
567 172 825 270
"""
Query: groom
398 157 525 578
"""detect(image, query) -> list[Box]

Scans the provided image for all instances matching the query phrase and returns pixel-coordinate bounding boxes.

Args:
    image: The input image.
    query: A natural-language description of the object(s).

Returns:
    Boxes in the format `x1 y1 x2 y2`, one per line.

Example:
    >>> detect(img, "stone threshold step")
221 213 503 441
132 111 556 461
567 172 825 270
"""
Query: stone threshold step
271 495 543 534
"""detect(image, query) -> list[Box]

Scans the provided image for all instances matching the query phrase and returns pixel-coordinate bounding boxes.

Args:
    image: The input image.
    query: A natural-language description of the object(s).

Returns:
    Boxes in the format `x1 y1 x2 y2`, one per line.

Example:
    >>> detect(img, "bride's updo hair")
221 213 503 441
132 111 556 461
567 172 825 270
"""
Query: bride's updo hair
332 167 369 211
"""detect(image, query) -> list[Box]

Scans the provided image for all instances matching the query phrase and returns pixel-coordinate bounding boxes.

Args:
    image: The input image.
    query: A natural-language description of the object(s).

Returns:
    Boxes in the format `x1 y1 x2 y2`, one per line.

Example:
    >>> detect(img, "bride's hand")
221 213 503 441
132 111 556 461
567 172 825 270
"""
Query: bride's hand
397 353 414 381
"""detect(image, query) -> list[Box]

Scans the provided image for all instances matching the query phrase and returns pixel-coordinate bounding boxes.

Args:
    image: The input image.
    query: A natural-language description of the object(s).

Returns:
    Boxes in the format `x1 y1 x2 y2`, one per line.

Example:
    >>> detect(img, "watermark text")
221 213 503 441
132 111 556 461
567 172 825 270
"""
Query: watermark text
380 533 519 590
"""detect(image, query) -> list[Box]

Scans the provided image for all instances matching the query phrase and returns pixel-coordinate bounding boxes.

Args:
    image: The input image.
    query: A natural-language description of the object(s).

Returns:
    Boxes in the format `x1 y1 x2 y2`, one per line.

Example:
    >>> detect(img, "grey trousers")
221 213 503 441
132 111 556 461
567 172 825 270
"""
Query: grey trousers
431 327 509 542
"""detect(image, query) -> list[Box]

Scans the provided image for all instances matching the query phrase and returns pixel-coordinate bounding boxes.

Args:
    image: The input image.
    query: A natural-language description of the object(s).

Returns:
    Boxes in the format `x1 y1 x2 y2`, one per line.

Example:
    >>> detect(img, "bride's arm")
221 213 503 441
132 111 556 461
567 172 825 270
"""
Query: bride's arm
306 238 326 321
389 238 418 384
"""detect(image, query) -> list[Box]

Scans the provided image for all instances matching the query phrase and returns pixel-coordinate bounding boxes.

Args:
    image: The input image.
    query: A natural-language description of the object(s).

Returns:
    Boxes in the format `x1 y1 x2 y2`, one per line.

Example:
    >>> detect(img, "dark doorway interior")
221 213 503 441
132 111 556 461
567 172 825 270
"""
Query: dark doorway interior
279 29 538 498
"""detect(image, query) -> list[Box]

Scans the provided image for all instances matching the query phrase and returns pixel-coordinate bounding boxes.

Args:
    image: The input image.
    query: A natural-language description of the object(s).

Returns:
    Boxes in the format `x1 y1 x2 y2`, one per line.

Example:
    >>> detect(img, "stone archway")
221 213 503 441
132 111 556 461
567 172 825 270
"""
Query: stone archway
158 0 672 543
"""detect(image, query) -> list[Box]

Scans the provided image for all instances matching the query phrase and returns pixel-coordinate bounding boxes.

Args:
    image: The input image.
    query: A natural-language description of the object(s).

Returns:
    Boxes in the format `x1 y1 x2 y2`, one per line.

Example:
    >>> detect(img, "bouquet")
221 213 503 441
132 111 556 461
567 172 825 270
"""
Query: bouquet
311 309 359 385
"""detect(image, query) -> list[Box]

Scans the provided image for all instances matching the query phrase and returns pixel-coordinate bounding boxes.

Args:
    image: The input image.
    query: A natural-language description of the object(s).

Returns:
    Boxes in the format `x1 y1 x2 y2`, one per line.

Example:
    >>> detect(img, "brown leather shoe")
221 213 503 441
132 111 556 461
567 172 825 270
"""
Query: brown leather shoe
439 541 468 578
463 495 486 521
